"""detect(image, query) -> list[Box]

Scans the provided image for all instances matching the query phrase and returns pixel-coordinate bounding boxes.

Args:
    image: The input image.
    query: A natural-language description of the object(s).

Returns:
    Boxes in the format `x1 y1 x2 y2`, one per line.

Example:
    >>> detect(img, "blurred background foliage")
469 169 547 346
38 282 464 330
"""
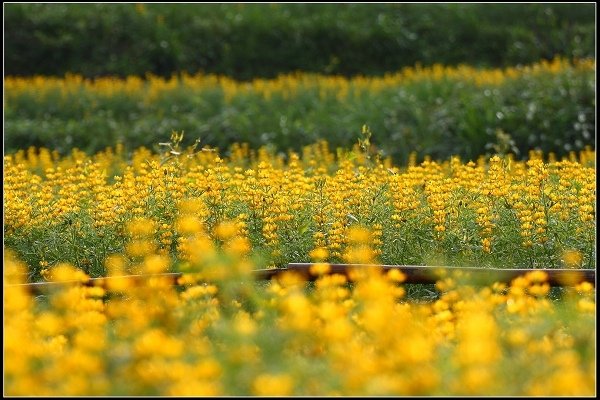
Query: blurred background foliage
4 3 595 79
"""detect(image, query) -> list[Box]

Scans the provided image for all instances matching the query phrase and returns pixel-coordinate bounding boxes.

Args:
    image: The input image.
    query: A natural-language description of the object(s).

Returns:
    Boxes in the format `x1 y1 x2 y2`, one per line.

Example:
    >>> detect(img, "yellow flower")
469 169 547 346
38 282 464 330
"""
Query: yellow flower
175 215 203 235
224 236 251 256
309 262 331 276
234 311 257 335
575 281 594 293
48 263 89 283
214 221 238 240
577 298 595 313
343 246 375 264
252 373 294 396
125 239 156 258
347 226 371 244
309 247 329 261
525 270 548 284
562 250 583 268
143 254 170 274
527 283 550 297
386 268 406 283
35 312 63 336
134 329 184 358
125 218 155 237
178 197 204 214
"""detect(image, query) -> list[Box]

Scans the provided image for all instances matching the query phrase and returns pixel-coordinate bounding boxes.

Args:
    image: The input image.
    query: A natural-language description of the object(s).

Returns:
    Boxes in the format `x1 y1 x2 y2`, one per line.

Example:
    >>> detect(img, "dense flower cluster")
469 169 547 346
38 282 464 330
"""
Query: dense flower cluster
4 223 595 396
4 141 595 281
4 137 596 396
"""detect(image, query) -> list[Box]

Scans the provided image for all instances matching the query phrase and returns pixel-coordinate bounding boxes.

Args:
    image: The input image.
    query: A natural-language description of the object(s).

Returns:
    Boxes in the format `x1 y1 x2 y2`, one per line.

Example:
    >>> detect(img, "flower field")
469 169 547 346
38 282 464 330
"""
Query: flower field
4 136 595 281
3 41 596 396
4 225 596 396
4 136 596 395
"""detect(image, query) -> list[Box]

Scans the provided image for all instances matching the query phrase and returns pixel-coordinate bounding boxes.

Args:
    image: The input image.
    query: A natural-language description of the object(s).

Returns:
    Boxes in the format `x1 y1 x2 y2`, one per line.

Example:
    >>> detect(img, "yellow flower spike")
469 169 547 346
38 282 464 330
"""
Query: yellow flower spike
104 254 127 275
180 284 214 301
347 225 372 244
169 380 222 397
433 299 449 313
175 215 204 235
103 255 132 290
506 297 526 314
456 312 501 363
184 235 215 264
315 273 348 290
281 293 313 331
275 270 305 289
85 286 106 298
214 221 238 240
577 298 595 313
434 309 454 323
125 239 156 258
44 334 68 354
224 236 251 257
506 328 529 347
35 312 63 336
481 237 492 253
441 290 460 304
527 283 550 297
134 329 184 358
343 245 375 264
322 317 354 342
309 246 329 262
125 217 156 238
143 254 170 274
460 367 496 395
105 275 132 291
40 268 52 281
525 270 548 284
575 281 594 293
177 197 204 215
347 265 372 282
177 272 203 286
335 286 351 300
562 249 583 268
4 251 28 285
193 358 223 380
48 263 89 283
234 311 257 335
73 329 107 352
386 268 406 283
510 275 530 289
252 373 294 396
309 262 331 276
435 277 455 292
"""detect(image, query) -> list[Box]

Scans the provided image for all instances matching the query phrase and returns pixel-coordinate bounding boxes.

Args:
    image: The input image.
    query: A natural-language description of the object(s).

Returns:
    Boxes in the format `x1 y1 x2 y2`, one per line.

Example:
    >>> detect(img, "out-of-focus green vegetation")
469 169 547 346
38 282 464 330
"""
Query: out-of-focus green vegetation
4 3 595 80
